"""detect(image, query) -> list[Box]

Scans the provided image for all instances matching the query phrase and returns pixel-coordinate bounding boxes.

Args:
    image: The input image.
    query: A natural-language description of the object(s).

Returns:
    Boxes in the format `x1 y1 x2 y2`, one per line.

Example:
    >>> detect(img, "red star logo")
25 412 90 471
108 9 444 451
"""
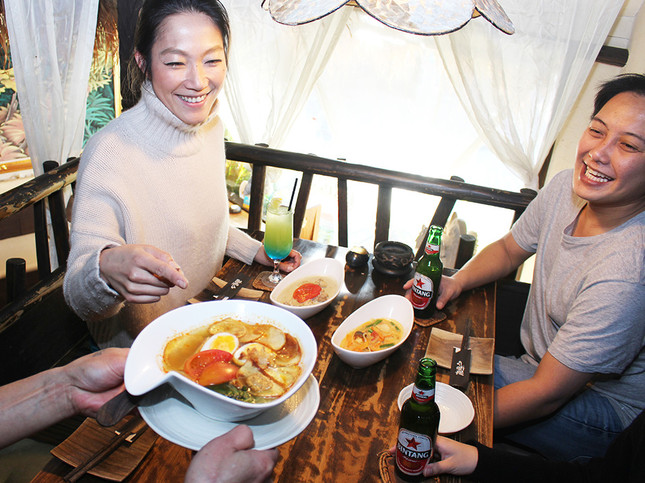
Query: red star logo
405 437 420 450
414 278 425 289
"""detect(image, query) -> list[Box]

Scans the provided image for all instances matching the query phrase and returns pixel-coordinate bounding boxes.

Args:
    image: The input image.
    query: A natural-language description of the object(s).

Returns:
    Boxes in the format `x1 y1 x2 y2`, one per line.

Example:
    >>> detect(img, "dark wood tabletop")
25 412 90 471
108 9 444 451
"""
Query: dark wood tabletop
33 237 495 483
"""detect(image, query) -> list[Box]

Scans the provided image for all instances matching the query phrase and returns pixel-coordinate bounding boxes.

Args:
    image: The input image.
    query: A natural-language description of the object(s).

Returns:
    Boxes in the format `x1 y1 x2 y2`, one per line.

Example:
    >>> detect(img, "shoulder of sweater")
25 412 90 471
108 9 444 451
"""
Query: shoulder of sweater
80 116 223 172
80 112 139 162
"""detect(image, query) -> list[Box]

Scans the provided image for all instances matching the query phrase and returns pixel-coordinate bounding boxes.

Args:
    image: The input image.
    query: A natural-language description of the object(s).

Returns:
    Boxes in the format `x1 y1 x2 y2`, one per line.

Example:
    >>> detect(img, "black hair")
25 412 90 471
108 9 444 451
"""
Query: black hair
593 73 645 117
127 0 230 103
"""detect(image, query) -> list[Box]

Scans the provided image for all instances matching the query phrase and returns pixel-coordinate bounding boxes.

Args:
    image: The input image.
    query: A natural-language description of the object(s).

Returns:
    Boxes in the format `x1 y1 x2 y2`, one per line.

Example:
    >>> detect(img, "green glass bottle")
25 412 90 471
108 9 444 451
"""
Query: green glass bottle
395 358 441 480
410 226 443 319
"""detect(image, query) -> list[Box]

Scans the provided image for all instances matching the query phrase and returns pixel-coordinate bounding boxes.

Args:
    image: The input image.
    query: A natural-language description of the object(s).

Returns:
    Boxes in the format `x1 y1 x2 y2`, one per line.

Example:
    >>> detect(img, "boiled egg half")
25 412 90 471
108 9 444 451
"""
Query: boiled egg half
201 332 239 354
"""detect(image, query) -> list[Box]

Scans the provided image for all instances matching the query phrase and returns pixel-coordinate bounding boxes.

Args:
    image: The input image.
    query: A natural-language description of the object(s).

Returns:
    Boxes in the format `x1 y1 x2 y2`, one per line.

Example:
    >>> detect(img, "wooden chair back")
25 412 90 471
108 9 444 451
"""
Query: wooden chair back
0 157 88 385
0 157 79 294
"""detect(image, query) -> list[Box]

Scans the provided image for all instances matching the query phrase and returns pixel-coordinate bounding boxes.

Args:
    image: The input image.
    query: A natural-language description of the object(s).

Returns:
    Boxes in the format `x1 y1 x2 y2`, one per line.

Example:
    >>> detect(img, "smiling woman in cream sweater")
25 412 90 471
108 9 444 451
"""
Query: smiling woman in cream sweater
64 0 300 348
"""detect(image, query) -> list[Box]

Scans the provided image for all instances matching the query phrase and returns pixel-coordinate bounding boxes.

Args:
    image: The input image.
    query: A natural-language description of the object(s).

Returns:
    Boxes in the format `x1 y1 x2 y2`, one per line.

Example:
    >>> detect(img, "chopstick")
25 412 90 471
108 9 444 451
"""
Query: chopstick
64 415 148 482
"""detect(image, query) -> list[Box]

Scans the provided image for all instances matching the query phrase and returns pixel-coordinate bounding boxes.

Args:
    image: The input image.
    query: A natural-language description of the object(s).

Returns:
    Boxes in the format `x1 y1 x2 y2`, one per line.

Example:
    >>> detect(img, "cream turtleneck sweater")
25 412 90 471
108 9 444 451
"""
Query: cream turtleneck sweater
64 84 261 348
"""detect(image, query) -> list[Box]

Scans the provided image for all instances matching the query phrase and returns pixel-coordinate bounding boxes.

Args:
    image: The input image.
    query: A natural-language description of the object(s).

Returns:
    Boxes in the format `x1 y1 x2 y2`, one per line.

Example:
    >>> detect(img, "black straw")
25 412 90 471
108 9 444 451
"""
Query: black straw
288 178 298 211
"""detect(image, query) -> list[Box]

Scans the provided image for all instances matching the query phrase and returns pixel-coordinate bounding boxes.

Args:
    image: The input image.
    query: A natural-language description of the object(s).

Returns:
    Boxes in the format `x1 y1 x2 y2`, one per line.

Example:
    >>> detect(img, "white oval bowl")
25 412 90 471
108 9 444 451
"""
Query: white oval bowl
397 382 475 434
331 295 414 369
124 300 317 422
270 258 344 319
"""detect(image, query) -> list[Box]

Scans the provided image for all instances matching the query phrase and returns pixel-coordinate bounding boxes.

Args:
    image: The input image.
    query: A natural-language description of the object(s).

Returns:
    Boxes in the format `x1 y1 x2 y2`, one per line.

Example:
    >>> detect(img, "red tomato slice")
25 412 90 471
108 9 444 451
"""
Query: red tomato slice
184 349 232 379
198 361 239 386
293 283 322 303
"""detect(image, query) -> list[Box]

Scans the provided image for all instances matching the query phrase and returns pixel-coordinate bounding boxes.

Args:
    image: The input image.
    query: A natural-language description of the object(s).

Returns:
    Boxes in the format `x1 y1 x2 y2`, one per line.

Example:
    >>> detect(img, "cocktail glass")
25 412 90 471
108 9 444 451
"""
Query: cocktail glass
257 199 293 288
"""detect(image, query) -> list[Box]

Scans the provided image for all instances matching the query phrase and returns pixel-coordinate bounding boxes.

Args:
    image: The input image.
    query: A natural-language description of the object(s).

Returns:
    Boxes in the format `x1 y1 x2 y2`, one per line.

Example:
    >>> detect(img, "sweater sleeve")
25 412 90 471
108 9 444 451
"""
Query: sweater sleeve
63 143 128 322
225 226 262 265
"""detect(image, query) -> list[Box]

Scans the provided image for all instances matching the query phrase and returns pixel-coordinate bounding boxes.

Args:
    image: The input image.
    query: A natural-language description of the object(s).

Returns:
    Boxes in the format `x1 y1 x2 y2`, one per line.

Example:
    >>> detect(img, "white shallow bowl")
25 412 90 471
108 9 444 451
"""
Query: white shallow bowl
124 300 317 422
331 294 414 369
270 257 344 319
397 382 475 434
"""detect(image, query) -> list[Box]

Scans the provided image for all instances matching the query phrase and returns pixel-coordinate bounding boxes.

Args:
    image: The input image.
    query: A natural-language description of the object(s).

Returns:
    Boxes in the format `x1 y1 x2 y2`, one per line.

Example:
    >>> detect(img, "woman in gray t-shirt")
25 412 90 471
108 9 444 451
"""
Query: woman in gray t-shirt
413 73 645 461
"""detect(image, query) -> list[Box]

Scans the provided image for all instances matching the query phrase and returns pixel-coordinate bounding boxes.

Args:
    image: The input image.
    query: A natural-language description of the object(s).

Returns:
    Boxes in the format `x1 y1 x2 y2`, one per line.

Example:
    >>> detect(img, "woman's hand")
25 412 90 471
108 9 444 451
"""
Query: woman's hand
99 244 188 302
403 274 462 310
279 249 302 273
186 425 278 482
255 247 302 273
433 275 463 310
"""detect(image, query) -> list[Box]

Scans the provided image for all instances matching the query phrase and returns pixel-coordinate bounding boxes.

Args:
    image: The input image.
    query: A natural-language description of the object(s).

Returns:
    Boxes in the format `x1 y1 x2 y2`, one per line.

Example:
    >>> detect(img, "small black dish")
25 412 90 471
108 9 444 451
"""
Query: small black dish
372 241 414 277
371 257 413 277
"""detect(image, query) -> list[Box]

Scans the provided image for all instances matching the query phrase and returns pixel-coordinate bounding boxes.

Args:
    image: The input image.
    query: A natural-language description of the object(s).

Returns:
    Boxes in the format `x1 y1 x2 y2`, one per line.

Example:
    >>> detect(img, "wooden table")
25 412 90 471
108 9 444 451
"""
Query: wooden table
34 238 495 482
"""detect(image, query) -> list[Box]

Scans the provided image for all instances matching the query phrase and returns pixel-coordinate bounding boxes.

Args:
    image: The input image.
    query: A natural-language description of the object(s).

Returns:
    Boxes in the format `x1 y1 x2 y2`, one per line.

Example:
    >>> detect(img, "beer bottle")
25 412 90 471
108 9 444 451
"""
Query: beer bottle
395 358 441 481
410 225 443 319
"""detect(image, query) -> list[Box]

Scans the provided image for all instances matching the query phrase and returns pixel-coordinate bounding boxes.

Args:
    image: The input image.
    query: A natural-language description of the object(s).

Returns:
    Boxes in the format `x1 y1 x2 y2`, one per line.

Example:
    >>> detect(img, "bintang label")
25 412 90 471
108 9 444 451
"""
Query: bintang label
412 385 435 404
424 243 440 256
410 273 433 310
395 428 433 476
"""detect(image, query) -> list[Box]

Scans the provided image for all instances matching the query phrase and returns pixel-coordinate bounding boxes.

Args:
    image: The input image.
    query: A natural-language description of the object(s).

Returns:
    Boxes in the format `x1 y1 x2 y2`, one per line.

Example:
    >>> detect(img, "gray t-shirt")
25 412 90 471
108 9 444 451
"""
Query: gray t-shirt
511 169 645 427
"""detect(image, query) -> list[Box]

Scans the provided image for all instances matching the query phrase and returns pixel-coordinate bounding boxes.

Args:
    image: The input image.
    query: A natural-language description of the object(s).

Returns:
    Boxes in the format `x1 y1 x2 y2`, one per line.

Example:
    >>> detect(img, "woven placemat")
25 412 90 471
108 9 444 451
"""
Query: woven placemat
252 272 277 292
414 310 447 328
51 416 157 481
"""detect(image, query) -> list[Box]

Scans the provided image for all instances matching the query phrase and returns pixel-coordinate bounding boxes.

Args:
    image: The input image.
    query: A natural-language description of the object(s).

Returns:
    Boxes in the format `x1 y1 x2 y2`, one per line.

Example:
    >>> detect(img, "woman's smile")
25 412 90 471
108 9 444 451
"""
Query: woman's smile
178 93 209 104
581 159 613 183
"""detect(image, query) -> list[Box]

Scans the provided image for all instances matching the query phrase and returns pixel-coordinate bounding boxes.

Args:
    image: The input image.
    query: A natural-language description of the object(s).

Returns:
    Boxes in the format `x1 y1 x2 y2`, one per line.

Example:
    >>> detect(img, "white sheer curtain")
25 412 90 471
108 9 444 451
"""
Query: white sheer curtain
5 0 98 175
281 8 521 251
5 0 98 269
435 0 625 189
220 0 350 147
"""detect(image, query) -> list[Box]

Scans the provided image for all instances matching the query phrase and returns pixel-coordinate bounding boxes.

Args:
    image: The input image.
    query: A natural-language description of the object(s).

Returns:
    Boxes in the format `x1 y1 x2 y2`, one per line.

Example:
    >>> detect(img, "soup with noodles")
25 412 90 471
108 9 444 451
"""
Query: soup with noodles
340 318 404 352
276 276 338 307
162 317 302 403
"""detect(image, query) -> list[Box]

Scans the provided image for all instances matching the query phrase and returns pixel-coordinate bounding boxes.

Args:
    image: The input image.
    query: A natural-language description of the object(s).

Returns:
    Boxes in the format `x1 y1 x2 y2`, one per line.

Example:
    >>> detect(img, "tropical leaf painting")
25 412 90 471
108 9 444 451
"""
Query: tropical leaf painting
84 52 116 144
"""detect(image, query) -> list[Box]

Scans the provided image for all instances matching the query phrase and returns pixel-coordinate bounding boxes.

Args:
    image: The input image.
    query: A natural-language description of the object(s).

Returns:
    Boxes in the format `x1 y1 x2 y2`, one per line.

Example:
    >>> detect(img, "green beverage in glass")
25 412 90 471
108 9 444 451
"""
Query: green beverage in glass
259 199 293 287
264 205 293 260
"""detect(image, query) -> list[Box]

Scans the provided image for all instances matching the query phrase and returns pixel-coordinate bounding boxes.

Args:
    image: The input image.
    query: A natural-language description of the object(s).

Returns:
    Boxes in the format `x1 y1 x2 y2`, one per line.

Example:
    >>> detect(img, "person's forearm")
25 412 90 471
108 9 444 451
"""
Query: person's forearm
494 352 592 429
0 366 75 448
493 380 563 428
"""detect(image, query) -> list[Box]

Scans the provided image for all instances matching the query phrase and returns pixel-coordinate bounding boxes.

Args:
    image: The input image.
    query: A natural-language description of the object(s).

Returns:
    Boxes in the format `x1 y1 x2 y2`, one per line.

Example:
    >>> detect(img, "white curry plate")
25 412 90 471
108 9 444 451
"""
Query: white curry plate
139 375 320 451
397 382 474 434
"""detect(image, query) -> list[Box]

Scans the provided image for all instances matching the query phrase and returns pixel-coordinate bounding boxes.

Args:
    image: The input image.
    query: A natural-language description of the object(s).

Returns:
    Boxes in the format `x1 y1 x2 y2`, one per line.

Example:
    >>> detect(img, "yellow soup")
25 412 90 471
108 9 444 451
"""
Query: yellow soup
162 317 302 403
340 318 404 352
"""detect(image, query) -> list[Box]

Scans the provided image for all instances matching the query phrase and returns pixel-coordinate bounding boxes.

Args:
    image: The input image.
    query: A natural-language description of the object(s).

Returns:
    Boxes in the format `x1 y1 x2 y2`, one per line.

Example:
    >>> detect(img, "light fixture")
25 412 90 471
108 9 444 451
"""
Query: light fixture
262 0 514 36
